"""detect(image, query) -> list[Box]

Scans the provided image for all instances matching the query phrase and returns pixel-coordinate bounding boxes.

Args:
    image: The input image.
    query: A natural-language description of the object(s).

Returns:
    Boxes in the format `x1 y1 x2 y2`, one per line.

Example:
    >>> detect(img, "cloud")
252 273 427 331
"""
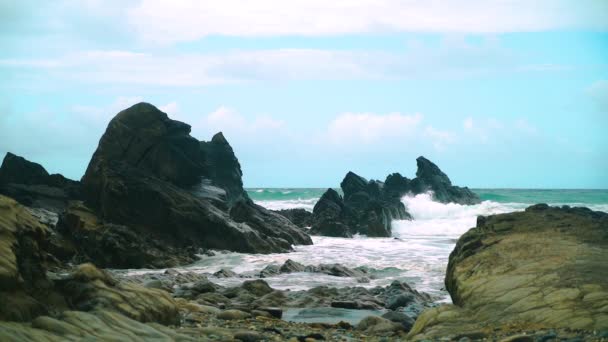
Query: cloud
159 101 179 115
126 0 608 43
424 126 457 150
2 36 564 88
325 112 423 145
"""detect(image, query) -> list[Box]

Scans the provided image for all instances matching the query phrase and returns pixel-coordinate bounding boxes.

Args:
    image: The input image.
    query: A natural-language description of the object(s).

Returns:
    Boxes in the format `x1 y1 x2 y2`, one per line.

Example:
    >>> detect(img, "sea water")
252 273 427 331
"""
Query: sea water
166 188 608 303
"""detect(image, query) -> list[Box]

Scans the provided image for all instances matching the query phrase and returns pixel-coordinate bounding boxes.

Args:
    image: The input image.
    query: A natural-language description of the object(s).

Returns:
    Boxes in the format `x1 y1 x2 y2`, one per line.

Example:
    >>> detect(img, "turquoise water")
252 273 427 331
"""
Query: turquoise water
247 188 608 212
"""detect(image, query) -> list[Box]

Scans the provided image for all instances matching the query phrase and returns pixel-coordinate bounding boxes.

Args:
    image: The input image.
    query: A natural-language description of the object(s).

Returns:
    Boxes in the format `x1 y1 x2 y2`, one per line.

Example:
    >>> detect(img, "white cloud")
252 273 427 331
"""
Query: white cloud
326 112 423 145
425 126 457 150
2 35 580 87
181 106 286 141
127 0 608 44
159 101 179 115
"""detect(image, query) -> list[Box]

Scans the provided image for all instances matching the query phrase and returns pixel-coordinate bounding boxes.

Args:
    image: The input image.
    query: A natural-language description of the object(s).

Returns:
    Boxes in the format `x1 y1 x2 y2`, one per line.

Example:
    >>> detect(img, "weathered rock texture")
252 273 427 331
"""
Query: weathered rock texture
81 102 311 255
0 195 181 328
409 204 608 340
0 152 81 212
311 157 479 237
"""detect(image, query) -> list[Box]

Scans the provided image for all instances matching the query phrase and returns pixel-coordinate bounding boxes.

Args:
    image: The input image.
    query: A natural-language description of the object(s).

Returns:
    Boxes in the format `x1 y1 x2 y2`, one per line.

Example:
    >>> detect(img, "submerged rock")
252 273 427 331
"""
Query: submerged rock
409 204 608 340
81 102 311 255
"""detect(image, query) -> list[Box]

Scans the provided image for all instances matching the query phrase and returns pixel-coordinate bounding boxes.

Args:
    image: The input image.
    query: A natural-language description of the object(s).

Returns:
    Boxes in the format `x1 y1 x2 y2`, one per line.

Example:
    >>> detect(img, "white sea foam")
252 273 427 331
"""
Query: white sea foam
132 191 606 306
255 198 319 211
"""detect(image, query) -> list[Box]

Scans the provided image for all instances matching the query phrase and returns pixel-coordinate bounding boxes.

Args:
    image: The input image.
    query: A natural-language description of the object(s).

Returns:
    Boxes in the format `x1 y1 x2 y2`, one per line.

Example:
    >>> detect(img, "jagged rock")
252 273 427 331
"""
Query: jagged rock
0 153 81 212
409 205 608 340
311 173 410 237
272 208 313 228
309 189 351 237
81 102 311 256
311 157 479 237
412 156 479 205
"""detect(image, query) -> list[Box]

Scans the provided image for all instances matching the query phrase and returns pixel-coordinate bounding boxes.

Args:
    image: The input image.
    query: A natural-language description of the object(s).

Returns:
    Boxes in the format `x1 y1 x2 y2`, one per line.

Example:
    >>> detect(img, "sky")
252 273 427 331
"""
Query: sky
0 0 607 188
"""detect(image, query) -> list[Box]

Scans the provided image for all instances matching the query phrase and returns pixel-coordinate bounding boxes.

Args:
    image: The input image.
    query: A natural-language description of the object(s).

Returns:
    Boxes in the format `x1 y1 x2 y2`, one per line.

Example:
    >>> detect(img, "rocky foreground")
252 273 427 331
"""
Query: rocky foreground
2 193 607 341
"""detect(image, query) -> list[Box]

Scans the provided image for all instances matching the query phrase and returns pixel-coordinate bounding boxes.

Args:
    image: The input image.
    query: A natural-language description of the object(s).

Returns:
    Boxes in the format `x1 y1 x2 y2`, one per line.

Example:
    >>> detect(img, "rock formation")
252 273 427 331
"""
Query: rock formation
310 173 411 237
272 208 313 228
81 102 311 255
408 204 608 340
0 152 81 212
311 156 479 237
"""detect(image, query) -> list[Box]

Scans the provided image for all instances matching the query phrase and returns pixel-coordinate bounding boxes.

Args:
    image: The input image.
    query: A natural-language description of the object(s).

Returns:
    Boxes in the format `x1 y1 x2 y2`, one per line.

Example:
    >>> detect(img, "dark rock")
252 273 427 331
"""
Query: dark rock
259 264 280 278
241 280 273 297
311 172 410 237
279 259 306 273
81 102 311 256
309 189 350 237
213 269 237 278
257 260 370 278
0 153 81 212
381 311 415 331
386 293 415 310
412 156 479 205
272 208 313 228
311 157 480 238
233 330 263 342
56 201 196 268
257 307 282 319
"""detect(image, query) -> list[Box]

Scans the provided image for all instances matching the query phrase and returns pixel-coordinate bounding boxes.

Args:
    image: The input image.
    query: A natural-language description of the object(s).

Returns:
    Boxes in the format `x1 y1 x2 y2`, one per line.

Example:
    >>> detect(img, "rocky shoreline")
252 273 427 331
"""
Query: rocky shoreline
1 103 607 341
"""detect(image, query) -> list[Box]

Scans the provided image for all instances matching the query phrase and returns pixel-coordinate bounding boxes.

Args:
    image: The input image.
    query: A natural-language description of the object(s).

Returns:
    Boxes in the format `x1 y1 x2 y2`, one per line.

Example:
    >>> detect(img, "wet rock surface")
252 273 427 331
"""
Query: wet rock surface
409 204 608 340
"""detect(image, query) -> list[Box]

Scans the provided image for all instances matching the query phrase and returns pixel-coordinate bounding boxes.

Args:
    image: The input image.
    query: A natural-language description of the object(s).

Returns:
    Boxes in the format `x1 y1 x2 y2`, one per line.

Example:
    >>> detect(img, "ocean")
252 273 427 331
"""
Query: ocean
132 189 608 303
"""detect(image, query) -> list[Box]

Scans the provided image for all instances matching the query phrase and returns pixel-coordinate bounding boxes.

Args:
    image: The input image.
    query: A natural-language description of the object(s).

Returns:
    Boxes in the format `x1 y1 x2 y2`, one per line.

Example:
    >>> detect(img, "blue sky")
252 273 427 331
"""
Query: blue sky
1 1 607 188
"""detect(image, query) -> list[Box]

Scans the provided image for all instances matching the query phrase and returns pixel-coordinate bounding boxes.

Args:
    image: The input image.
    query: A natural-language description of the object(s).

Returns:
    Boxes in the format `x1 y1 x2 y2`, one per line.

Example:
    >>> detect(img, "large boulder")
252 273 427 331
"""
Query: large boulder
0 153 81 212
81 103 311 254
409 204 608 340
